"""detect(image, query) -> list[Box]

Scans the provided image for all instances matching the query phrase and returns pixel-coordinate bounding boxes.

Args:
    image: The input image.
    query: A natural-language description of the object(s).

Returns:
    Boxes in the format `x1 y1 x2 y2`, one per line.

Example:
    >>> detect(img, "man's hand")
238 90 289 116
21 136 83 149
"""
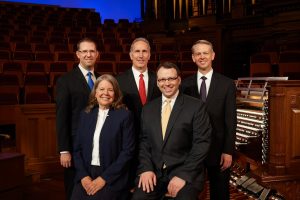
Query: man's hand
220 153 232 171
167 176 186 197
60 152 72 168
138 171 157 193
90 176 106 195
81 176 93 195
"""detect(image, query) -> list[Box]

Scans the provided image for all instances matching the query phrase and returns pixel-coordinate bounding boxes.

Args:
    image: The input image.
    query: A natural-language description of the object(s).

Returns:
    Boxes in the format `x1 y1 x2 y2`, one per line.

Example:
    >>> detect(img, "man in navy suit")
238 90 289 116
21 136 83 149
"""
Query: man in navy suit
56 37 100 200
181 40 237 200
132 62 211 200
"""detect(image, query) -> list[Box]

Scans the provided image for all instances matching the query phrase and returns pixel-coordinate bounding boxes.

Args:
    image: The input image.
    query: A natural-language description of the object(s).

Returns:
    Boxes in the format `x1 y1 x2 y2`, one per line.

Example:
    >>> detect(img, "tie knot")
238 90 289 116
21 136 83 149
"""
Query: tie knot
87 72 93 77
139 73 144 78
165 99 171 104
201 76 207 81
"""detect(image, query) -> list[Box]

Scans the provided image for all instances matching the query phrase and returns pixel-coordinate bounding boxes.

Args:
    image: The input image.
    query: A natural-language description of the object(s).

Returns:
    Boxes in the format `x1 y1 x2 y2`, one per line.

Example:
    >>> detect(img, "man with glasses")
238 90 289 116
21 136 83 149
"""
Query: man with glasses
181 40 237 200
132 62 211 200
56 37 100 200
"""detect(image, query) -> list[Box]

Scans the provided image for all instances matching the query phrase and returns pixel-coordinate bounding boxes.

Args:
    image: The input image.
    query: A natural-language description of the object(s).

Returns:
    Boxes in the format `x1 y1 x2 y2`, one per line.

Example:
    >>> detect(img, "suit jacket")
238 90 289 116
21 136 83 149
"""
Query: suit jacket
73 107 135 191
138 93 211 190
116 68 161 132
181 72 237 166
56 66 99 152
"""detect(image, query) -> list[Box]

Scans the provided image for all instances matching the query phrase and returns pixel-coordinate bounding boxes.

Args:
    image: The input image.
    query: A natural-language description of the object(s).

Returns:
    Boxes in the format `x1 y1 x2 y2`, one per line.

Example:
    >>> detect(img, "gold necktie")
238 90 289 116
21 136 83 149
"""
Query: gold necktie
161 99 171 140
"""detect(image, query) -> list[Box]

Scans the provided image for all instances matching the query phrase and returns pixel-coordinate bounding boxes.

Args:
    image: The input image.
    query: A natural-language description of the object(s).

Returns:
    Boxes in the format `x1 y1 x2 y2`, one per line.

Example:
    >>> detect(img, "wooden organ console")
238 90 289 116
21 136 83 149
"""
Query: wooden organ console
230 77 300 200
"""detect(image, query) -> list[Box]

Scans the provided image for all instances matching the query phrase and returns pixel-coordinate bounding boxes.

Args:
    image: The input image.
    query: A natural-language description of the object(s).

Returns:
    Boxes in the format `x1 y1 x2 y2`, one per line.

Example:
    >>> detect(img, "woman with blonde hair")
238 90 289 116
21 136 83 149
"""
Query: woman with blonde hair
71 74 135 200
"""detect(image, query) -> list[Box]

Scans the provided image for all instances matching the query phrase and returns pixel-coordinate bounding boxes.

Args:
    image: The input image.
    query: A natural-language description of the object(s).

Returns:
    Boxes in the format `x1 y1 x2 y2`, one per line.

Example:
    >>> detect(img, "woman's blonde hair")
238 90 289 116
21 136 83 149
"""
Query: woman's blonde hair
85 74 126 112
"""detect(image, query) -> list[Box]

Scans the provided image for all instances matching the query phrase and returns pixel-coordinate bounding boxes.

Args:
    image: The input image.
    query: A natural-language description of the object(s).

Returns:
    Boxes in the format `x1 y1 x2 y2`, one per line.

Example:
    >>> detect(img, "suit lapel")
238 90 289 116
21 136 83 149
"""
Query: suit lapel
100 108 113 135
206 72 218 105
191 74 200 98
150 98 164 148
99 109 113 153
74 67 91 93
147 71 156 101
87 108 99 148
162 94 184 147
127 69 141 100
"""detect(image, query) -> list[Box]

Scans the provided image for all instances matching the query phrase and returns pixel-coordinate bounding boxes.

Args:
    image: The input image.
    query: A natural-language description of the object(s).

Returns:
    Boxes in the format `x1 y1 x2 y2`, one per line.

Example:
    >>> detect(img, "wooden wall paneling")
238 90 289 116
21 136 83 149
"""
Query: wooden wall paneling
288 90 300 169
268 81 300 173
268 82 287 175
251 80 300 199
0 105 18 125
291 105 300 158
16 104 61 175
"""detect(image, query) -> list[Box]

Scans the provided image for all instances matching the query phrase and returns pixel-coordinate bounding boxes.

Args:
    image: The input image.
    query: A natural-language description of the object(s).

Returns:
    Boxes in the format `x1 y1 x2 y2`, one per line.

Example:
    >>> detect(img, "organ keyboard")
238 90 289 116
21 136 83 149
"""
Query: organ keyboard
230 77 300 200
234 77 280 164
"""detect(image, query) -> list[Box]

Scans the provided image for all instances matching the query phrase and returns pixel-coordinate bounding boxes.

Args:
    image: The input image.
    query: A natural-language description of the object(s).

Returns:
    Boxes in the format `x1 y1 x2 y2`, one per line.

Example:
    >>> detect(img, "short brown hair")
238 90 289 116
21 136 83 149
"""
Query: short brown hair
77 37 98 51
157 61 181 77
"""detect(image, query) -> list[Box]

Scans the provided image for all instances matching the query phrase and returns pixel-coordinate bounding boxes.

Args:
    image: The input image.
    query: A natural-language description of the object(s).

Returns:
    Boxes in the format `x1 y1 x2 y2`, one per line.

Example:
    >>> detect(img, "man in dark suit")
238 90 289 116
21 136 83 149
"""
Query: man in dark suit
56 37 100 200
116 37 161 188
116 37 161 130
132 62 211 200
181 40 237 200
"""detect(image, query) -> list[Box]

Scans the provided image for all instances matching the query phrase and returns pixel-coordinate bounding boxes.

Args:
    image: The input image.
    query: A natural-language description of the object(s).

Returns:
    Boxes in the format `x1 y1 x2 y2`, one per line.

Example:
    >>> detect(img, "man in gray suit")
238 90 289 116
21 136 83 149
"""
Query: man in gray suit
132 62 211 200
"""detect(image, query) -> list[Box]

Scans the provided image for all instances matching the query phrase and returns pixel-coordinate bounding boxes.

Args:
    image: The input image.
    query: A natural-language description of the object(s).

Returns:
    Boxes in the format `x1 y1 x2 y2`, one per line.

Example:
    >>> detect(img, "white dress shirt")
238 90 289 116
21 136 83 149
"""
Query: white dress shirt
78 64 96 83
161 90 179 113
132 66 149 95
91 108 109 166
197 69 213 96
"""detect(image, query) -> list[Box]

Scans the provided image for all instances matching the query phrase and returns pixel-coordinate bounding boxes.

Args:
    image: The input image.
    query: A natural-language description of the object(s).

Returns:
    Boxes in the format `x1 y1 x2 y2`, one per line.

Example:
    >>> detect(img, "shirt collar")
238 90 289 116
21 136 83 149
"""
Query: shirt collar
78 64 94 76
98 108 109 114
162 90 179 103
132 66 148 78
197 68 213 80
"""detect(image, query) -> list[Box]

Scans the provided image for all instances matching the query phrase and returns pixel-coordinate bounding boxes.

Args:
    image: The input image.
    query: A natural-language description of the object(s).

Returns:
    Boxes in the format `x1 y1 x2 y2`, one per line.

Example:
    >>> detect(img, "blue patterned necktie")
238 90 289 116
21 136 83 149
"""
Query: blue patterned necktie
87 72 94 90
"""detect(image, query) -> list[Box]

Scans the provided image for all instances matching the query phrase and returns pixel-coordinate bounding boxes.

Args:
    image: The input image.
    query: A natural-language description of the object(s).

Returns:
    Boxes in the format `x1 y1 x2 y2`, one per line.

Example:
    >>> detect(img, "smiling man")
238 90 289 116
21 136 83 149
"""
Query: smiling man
56 37 100 200
181 40 237 200
131 62 211 200
117 37 161 118
116 38 161 190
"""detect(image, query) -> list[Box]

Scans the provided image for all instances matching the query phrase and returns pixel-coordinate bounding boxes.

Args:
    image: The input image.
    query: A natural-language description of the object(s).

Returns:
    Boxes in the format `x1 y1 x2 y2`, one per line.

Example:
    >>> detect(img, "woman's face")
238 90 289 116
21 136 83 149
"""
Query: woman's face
95 80 115 109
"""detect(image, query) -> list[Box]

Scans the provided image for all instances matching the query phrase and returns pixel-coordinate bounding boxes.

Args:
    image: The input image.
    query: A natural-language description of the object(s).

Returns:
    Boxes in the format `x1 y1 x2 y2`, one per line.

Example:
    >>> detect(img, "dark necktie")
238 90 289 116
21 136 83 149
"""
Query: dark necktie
87 72 94 90
200 76 207 102
139 74 147 105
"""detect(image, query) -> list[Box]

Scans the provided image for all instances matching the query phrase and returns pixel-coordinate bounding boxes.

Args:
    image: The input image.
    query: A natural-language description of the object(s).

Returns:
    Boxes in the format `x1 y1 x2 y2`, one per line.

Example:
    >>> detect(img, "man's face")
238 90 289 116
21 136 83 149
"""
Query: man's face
129 41 150 72
192 43 215 73
76 41 99 70
157 67 181 98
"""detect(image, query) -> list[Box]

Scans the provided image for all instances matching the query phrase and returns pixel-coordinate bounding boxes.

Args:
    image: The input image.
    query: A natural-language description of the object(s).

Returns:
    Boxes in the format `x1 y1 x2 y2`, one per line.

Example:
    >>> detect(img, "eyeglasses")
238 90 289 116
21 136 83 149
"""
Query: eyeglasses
78 50 97 55
157 76 178 83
